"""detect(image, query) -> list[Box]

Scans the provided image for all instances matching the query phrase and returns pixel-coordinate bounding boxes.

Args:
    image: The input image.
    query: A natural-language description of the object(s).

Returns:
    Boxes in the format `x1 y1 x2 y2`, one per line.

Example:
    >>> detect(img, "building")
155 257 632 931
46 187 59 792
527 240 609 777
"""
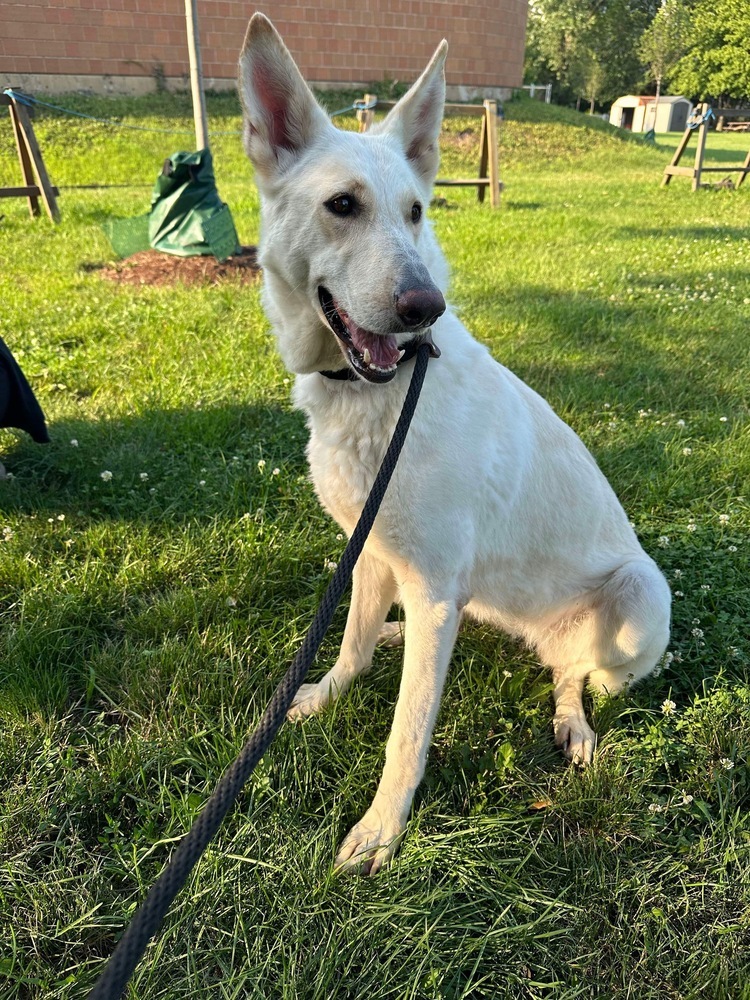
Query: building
609 95 692 133
0 1 529 102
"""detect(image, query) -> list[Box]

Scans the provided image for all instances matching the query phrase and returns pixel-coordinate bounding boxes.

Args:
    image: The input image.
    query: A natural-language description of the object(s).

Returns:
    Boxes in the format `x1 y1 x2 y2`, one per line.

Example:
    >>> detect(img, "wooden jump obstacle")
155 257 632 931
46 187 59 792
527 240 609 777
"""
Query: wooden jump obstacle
357 94 503 208
1 90 60 221
662 104 750 191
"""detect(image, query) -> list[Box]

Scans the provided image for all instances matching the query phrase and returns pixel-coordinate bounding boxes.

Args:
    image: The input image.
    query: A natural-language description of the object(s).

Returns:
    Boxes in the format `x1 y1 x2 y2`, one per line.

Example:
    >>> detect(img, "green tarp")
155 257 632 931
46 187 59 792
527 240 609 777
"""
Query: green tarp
104 149 240 262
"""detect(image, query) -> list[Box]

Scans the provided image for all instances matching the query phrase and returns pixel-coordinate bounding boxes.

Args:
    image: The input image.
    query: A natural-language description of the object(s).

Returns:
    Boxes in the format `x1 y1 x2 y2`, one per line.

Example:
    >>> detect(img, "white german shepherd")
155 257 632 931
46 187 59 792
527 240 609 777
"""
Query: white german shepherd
239 14 671 874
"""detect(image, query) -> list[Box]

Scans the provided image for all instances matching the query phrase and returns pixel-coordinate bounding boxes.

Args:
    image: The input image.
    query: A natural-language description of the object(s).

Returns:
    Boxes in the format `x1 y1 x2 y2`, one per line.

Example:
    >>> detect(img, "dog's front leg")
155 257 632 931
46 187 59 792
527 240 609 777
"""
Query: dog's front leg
287 550 396 720
335 585 462 875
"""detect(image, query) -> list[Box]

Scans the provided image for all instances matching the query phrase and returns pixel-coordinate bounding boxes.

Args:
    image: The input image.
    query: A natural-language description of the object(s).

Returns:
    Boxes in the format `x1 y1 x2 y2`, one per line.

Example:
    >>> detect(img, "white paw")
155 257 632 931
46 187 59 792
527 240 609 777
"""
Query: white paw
377 620 404 648
553 713 597 765
334 807 406 876
286 681 331 721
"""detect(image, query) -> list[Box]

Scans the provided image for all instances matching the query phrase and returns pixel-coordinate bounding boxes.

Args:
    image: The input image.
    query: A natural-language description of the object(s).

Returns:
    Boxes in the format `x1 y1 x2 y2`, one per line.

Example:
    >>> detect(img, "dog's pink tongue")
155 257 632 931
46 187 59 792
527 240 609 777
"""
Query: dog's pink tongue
338 306 400 367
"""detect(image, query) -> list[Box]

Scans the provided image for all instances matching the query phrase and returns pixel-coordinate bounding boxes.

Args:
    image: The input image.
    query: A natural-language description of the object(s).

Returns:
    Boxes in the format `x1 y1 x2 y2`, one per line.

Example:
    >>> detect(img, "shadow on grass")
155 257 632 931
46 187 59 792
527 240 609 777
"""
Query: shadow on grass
1 400 308 525
617 223 750 242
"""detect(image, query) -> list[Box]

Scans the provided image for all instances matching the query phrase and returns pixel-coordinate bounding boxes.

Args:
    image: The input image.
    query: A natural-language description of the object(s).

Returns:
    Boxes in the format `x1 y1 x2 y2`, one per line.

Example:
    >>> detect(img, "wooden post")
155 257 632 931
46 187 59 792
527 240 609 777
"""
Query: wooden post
8 100 39 218
477 112 488 203
692 102 709 192
484 100 501 208
185 0 209 150
661 122 692 186
0 92 60 221
738 147 750 188
357 93 376 133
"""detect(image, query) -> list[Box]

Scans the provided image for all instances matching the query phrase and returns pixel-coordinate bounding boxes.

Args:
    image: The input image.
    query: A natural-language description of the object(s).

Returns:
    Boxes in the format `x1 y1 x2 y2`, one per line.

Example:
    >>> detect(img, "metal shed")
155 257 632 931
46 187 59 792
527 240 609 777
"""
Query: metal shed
610 95 693 133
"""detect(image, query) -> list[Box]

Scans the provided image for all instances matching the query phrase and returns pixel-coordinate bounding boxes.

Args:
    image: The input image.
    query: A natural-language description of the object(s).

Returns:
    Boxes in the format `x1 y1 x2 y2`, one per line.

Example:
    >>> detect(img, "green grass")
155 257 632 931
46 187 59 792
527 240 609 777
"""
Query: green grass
1 92 749 999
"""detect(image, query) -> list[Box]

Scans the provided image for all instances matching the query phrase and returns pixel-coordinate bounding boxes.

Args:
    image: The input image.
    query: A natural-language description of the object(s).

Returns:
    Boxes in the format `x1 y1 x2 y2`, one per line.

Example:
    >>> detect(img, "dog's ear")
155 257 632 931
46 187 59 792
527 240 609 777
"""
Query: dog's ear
377 40 448 187
239 13 329 181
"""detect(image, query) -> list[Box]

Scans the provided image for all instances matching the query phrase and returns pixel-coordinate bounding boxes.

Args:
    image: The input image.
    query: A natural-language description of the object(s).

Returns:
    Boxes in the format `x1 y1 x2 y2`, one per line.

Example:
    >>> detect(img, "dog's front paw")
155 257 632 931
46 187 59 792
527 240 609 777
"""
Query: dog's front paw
287 681 331 721
553 712 596 765
334 807 406 876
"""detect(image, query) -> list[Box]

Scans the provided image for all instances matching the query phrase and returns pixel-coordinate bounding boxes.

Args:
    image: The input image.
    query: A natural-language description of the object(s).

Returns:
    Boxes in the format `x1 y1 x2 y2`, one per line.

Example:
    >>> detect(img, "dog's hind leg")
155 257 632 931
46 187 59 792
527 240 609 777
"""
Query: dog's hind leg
377 620 404 647
542 558 670 765
287 551 397 721
335 583 462 874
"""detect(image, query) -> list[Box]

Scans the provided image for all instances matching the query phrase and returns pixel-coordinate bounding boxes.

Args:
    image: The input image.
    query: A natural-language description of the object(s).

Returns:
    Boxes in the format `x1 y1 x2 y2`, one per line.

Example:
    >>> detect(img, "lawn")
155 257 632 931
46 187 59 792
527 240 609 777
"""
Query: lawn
1 92 749 999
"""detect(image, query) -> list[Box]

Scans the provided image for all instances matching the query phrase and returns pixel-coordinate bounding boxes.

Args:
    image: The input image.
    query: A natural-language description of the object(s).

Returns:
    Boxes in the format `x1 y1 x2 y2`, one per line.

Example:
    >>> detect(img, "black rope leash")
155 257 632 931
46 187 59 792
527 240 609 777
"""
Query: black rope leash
87 343 431 1000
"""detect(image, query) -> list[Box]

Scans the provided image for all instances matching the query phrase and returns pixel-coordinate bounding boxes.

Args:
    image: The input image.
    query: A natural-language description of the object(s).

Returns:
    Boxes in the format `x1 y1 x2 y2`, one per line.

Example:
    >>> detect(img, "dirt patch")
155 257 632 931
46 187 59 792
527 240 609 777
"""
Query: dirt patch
95 246 261 287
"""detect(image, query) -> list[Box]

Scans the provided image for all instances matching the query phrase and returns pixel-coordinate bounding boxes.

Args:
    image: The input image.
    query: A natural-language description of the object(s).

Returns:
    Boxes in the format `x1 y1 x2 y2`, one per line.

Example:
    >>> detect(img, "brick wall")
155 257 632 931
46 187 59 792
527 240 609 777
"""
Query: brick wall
0 1 529 97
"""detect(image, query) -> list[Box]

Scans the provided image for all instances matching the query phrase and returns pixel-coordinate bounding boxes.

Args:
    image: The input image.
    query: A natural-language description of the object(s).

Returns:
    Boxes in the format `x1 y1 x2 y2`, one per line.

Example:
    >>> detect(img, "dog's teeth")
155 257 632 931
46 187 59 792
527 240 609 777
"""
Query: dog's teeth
363 348 371 365
397 349 406 361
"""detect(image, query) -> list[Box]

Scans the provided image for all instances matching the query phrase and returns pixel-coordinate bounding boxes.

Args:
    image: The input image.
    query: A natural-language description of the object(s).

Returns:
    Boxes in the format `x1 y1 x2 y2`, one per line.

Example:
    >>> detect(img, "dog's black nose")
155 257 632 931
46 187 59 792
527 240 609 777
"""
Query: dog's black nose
394 287 446 329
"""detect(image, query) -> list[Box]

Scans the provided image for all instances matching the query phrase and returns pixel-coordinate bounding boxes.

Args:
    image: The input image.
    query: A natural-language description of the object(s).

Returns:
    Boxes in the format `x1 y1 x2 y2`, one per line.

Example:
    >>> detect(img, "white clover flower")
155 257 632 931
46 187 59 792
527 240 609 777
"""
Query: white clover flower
719 758 734 770
57 513 65 521
272 468 280 476
336 534 343 541
687 523 697 533
70 438 79 447
648 803 665 814
658 536 670 547
149 487 157 495
691 628 704 638
324 560 338 572
502 669 512 679
680 791 694 806
728 545 737 553
700 584 710 591
226 597 237 608
719 417 728 423
199 480 206 487
661 699 677 715
100 470 113 482
676 419 686 427
673 569 683 579
257 459 266 470
682 447 692 456
140 472 149 481
674 590 684 597
719 514 730 523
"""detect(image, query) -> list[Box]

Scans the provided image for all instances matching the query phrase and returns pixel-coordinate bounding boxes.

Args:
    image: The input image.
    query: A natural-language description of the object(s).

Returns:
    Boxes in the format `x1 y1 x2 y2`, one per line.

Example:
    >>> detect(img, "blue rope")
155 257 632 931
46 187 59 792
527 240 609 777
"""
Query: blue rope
2 88 376 135
688 106 715 130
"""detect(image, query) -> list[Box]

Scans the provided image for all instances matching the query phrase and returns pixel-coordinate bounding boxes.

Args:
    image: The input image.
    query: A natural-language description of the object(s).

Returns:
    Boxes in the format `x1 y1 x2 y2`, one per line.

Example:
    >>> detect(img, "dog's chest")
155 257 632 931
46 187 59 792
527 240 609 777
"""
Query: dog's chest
296 379 402 534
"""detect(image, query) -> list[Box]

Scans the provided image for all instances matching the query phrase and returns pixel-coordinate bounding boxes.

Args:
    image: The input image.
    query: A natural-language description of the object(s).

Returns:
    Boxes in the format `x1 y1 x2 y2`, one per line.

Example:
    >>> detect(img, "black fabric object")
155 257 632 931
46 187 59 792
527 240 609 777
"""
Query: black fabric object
0 338 49 443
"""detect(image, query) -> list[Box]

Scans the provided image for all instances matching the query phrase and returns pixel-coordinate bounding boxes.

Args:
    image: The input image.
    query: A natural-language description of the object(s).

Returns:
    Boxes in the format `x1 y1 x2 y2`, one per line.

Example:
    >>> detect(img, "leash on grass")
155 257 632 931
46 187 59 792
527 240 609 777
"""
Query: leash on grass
86 342 432 1000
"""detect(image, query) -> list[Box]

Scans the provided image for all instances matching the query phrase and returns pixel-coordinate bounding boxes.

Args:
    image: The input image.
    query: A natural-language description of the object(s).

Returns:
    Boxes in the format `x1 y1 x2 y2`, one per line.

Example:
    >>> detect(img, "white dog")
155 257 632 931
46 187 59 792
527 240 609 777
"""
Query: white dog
239 14 671 874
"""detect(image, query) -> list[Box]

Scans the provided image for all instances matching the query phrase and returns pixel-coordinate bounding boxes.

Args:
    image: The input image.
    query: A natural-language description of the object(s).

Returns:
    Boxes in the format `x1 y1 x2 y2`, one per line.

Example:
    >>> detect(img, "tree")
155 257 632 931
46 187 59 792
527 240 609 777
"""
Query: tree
669 0 750 104
525 0 660 109
638 0 690 129
639 0 690 102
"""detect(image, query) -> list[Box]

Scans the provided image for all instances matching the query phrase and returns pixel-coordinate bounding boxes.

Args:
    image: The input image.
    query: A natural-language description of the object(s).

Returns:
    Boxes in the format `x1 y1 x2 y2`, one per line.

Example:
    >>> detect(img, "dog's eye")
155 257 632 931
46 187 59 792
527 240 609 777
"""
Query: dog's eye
326 194 356 216
411 202 422 223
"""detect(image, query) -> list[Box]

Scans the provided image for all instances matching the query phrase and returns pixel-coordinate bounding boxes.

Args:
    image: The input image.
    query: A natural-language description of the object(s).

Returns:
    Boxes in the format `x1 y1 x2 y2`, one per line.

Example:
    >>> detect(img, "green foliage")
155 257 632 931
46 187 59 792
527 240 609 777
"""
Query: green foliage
1 94 750 999
638 0 691 96
525 0 659 107
669 0 750 102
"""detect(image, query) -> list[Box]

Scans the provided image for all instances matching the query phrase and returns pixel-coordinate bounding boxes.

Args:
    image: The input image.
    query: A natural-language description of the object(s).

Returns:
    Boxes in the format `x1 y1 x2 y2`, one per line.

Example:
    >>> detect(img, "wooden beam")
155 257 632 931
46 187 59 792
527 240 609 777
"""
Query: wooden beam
8 100 39 217
11 99 60 220
0 185 60 198
484 99 501 208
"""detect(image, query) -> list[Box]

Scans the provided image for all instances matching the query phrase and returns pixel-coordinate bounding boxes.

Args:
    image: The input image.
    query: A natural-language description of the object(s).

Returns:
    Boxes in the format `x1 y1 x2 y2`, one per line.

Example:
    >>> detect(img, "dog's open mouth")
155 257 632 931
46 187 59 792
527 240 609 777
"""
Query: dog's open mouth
318 286 403 384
